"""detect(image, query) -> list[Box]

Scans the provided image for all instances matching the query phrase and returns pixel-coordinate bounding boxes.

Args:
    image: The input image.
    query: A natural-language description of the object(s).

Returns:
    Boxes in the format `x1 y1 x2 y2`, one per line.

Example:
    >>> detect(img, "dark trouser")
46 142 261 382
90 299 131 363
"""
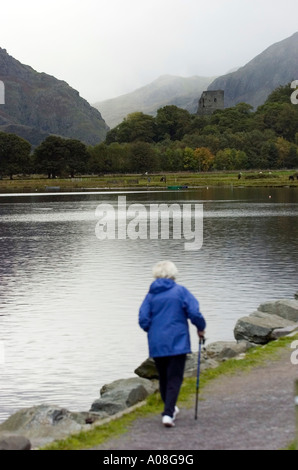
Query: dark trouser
153 354 186 418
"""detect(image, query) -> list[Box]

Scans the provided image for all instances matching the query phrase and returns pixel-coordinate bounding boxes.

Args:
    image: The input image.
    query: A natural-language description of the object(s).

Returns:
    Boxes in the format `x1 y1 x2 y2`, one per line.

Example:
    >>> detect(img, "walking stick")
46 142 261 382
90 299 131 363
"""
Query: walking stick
195 336 205 420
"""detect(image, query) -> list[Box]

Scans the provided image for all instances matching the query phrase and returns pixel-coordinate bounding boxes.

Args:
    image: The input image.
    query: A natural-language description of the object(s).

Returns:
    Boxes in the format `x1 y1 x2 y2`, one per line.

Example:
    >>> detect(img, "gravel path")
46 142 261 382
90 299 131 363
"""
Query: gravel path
91 346 297 451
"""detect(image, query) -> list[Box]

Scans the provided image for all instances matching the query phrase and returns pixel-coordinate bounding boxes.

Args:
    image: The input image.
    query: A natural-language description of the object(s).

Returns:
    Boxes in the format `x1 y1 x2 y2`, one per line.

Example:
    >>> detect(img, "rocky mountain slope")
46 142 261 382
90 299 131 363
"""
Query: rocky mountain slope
0 48 109 146
94 74 216 129
208 32 298 109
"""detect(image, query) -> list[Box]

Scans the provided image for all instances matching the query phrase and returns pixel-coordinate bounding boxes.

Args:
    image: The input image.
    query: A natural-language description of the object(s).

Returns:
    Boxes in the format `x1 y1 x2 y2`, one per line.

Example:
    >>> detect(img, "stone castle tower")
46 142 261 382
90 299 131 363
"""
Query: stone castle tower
197 90 224 116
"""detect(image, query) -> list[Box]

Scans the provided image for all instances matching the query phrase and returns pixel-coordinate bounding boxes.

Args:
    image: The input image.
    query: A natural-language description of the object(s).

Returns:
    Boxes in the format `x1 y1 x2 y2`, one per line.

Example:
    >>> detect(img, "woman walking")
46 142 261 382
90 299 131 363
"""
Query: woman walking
139 261 206 427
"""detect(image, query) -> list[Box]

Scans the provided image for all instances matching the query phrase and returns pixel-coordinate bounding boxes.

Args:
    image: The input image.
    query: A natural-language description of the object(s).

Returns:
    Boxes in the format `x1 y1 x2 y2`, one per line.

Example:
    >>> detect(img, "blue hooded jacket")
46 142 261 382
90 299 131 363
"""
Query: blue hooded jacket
139 278 206 358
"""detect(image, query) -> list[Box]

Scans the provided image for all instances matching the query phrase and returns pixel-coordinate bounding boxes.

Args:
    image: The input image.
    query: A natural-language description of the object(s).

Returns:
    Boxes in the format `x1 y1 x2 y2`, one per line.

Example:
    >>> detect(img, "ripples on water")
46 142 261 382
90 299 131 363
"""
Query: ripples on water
0 187 297 421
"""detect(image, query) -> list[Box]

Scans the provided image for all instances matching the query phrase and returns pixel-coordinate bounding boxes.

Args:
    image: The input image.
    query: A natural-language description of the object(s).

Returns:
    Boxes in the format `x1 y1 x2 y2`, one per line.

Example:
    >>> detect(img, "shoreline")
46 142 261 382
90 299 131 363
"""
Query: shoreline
0 184 298 196
0 170 297 193
0 295 297 450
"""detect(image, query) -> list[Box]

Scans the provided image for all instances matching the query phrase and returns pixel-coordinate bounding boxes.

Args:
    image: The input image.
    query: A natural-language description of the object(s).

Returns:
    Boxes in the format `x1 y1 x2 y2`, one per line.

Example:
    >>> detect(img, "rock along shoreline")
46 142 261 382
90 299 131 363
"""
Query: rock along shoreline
1 293 298 450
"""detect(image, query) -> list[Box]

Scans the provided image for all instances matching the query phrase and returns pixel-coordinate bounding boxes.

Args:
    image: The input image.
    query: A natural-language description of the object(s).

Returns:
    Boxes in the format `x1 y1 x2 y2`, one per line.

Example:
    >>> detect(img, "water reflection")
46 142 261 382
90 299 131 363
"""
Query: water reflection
0 187 297 422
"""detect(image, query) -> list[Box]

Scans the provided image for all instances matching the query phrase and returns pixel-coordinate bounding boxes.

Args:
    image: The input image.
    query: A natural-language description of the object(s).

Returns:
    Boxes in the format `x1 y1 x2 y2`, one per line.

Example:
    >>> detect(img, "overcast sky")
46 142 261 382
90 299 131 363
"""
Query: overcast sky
0 0 297 103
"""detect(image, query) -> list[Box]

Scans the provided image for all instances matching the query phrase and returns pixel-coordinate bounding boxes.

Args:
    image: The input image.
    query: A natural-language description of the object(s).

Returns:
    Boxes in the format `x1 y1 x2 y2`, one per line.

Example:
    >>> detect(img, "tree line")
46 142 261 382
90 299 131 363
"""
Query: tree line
0 83 297 179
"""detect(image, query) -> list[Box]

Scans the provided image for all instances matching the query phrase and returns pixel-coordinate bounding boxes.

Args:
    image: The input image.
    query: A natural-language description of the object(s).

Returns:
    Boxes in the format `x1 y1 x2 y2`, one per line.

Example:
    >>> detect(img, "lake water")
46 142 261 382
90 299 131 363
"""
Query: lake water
0 187 297 422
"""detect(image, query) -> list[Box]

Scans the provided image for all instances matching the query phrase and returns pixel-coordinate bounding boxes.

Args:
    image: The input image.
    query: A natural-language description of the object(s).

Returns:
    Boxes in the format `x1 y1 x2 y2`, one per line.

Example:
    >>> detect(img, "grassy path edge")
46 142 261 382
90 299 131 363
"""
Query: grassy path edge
42 333 298 450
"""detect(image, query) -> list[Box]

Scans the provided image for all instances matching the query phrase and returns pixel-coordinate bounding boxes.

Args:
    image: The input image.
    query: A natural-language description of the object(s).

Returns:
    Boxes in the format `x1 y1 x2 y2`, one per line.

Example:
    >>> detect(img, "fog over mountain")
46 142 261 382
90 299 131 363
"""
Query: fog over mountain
94 32 298 129
208 32 298 109
94 75 216 129
1 31 297 144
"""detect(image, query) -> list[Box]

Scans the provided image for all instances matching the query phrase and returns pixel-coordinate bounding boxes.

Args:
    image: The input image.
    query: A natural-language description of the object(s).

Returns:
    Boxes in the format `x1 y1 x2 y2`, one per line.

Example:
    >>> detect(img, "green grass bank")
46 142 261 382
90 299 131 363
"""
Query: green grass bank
42 334 298 451
0 170 297 193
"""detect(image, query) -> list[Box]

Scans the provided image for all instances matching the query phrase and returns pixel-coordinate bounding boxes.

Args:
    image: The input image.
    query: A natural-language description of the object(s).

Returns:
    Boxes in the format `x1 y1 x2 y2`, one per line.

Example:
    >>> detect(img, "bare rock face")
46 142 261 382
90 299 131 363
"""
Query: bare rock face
0 48 109 146
208 32 298 109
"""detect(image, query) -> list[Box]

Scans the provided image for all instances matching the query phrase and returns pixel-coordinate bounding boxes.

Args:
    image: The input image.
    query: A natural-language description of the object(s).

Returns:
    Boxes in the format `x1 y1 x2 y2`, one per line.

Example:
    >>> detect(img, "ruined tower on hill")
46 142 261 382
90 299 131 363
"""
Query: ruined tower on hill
197 90 224 115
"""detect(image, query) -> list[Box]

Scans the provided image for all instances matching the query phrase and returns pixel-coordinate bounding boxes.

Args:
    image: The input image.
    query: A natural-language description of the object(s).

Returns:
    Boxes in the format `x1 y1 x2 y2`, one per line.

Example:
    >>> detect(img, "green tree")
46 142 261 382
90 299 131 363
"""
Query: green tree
194 147 214 171
220 132 246 152
88 143 133 174
184 147 214 171
34 136 69 178
129 142 157 173
105 112 156 144
155 105 191 141
108 143 131 173
260 141 279 169
105 127 120 145
200 124 220 136
242 130 269 168
87 143 109 174
214 148 248 170
157 143 184 171
210 103 254 133
214 149 232 170
265 83 293 104
64 139 88 177
255 101 298 142
188 115 210 134
183 132 224 154
0 132 31 179
183 147 195 171
275 137 292 168
285 145 298 169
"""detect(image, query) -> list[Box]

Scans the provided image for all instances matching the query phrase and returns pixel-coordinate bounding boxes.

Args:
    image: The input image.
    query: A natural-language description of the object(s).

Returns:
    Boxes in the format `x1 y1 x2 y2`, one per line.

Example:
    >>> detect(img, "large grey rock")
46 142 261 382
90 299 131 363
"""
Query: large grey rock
0 404 102 448
206 341 253 361
258 300 298 322
183 353 219 377
134 358 159 379
270 325 298 340
90 377 158 415
295 292 298 300
234 311 296 344
134 353 219 380
0 435 31 450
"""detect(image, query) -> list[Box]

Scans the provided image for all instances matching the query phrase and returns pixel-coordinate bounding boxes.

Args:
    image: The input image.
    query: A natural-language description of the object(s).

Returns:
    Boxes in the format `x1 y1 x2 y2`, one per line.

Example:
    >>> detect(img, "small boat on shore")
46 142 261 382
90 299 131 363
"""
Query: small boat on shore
167 185 188 190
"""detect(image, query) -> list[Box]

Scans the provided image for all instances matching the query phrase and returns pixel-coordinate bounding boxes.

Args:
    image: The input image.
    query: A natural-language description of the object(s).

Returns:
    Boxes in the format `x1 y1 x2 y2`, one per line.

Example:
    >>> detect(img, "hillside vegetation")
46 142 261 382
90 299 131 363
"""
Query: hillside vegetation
89 84 298 174
0 83 297 180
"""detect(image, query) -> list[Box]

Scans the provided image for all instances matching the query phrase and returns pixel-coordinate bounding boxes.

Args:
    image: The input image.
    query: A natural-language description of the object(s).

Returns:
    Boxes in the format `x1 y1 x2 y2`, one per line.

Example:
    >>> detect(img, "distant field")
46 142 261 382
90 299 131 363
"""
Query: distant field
0 170 297 193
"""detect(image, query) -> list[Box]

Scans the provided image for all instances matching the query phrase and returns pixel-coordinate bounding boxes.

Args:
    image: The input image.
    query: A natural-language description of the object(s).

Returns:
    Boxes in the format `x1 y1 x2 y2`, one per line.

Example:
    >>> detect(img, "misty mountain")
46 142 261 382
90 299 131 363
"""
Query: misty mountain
208 32 298 109
94 75 216 129
0 48 109 147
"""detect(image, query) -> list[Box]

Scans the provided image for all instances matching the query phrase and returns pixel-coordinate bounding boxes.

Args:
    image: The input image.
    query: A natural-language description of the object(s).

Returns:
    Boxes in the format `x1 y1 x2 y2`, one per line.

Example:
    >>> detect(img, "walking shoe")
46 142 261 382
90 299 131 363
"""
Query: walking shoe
173 406 179 420
162 415 175 427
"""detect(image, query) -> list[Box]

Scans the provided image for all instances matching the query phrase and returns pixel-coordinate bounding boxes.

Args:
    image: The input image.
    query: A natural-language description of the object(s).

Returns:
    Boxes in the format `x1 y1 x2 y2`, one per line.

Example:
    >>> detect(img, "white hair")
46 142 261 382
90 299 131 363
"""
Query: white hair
152 261 178 280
